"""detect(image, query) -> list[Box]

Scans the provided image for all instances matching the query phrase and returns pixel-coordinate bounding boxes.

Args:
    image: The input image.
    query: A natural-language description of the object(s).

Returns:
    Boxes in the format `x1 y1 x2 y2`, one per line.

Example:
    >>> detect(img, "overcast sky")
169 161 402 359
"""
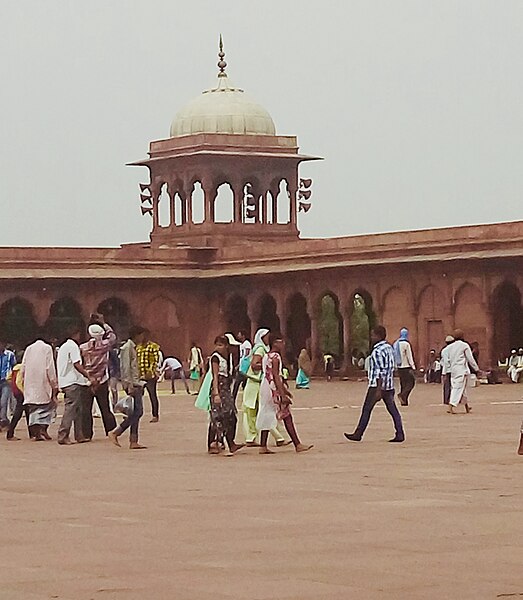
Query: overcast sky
1 0 521 247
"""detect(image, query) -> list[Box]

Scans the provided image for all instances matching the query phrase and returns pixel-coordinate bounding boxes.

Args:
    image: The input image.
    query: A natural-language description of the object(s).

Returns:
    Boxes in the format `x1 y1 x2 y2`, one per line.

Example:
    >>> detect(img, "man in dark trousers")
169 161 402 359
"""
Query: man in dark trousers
344 325 405 443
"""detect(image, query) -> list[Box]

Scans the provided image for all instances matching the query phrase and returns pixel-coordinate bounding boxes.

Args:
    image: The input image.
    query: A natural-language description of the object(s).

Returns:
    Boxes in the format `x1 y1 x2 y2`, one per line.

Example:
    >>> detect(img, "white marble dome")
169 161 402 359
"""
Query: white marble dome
170 74 276 137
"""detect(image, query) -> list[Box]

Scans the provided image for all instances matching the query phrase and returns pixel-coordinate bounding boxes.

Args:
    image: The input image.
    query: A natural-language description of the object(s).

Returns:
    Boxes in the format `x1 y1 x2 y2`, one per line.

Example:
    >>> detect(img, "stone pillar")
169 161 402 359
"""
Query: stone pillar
169 186 176 228
310 308 321 374
180 189 187 225
232 182 243 224
202 180 214 223
184 180 194 225
485 308 494 367
151 183 160 230
287 172 298 226
260 193 267 224
341 309 351 373
275 291 288 339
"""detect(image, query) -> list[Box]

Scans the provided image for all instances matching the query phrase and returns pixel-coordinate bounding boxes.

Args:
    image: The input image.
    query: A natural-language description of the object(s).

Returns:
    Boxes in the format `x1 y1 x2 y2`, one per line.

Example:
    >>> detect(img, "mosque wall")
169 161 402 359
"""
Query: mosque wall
2 257 520 374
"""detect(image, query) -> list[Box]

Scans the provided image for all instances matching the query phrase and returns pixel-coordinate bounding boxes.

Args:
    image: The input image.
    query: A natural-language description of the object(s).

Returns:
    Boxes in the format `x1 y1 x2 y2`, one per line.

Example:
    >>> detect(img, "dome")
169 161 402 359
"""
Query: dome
170 45 276 137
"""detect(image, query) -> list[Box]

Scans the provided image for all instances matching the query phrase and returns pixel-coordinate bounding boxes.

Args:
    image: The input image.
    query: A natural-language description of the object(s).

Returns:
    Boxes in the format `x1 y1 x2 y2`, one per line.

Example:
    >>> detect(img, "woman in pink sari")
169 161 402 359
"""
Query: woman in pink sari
256 335 313 454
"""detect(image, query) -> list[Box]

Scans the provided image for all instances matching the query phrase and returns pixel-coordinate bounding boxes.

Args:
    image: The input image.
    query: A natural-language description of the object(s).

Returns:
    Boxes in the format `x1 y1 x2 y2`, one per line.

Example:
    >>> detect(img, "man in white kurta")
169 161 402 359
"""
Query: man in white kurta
22 339 58 439
447 330 479 414
508 349 523 383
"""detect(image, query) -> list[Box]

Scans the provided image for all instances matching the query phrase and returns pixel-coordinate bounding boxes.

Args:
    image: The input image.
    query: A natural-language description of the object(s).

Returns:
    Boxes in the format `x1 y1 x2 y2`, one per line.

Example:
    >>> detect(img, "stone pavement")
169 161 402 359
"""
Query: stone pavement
1 380 522 600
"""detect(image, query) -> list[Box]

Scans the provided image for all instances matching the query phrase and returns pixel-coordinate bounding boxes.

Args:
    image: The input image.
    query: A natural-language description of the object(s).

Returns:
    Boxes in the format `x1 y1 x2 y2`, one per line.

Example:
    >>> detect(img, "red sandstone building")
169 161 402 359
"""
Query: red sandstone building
1 46 522 371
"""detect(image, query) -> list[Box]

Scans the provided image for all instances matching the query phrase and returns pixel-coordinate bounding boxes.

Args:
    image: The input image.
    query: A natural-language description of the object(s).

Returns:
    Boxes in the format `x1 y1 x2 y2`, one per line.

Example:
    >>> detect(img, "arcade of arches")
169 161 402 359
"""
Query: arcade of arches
2 268 521 373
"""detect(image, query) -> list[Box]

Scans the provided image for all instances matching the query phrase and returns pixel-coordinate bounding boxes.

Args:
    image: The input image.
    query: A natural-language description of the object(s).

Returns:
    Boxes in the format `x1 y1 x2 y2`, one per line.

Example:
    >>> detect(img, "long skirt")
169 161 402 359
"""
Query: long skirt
25 402 54 426
296 369 310 389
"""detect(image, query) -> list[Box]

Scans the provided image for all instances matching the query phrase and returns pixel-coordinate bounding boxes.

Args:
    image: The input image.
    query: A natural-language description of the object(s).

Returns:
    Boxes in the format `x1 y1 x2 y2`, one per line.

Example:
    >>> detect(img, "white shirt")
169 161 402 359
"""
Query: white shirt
240 340 252 360
441 345 451 375
446 340 479 377
397 340 416 369
22 340 58 405
57 339 90 388
161 357 182 371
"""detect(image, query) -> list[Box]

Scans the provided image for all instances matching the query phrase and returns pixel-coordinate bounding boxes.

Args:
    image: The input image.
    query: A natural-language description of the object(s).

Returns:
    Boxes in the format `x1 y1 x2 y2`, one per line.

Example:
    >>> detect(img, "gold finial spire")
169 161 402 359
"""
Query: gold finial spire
217 34 227 77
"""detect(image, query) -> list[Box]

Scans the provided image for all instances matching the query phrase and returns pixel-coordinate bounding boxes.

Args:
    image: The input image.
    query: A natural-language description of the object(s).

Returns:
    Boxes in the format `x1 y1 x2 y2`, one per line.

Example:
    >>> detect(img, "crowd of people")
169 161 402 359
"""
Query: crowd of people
0 315 521 456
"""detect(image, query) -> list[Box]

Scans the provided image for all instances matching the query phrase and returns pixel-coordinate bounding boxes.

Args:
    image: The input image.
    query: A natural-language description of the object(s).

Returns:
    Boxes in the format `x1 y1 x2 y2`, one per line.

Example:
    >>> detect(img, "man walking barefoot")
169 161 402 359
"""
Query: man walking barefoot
447 329 479 415
109 326 147 450
344 325 405 443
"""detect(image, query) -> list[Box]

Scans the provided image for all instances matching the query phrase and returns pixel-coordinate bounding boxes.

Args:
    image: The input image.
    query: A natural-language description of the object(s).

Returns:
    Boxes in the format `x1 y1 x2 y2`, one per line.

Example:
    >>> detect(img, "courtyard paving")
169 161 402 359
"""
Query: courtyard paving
1 380 522 600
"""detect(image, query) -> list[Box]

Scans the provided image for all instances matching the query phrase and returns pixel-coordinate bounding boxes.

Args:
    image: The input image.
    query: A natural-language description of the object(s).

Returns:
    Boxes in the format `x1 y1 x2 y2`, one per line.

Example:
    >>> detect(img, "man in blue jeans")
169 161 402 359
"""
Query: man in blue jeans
344 325 405 443
0 339 17 431
109 326 147 450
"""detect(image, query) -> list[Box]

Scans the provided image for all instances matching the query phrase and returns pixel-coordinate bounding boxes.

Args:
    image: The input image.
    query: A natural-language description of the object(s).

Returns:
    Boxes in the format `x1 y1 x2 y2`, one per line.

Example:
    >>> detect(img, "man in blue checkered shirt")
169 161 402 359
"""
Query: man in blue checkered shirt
344 325 405 443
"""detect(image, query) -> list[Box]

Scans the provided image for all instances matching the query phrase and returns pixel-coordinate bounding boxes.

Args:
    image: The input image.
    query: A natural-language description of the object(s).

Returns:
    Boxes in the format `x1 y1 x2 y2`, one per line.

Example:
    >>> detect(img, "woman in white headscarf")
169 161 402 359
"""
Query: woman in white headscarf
242 328 286 447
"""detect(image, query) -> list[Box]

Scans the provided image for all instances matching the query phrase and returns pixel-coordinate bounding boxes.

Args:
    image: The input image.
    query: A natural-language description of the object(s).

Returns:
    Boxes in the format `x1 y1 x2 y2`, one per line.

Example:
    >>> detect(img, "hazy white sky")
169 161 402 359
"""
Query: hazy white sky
1 0 521 247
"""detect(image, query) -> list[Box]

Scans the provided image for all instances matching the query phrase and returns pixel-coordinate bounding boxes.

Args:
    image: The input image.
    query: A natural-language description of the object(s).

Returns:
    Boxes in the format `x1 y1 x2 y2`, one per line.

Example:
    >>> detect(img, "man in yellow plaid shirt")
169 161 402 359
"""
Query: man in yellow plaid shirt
136 331 161 423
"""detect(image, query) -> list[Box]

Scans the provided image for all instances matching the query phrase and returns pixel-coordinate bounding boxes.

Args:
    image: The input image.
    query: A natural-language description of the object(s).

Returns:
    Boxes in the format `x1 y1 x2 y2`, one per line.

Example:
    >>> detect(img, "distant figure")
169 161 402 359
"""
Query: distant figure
508 348 523 383
0 339 16 431
21 339 58 442
393 328 416 406
109 326 147 449
344 325 405 443
257 335 313 454
242 328 286 447
518 420 523 455
440 335 455 404
425 349 441 383
188 342 204 394
159 356 190 394
57 324 93 445
447 329 479 414
80 320 118 438
207 335 244 456
296 348 312 389
137 331 161 422
323 353 334 381
231 330 252 401
6 357 27 440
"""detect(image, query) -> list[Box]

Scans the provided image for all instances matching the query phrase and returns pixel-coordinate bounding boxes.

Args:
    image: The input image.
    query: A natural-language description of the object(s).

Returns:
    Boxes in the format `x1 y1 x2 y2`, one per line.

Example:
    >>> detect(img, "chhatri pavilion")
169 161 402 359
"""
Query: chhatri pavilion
1 42 522 370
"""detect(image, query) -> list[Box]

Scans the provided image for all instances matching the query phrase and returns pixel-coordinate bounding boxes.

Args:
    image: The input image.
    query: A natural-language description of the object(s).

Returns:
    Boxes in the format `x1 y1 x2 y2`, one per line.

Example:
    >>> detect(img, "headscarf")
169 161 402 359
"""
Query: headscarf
298 348 312 376
224 333 241 346
393 328 409 367
253 328 270 350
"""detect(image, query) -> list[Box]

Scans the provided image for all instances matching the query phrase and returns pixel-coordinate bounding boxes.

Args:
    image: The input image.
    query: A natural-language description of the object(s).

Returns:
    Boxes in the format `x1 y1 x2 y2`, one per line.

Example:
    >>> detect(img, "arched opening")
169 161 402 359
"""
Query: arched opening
192 182 205 224
0 297 38 348
225 295 251 337
382 286 413 344
45 297 84 342
243 183 258 224
158 183 170 227
454 283 488 361
349 290 375 358
96 297 132 341
173 192 184 226
418 285 446 368
286 293 311 364
276 179 290 224
266 192 274 224
256 294 280 334
142 296 180 355
491 282 523 360
214 183 234 224
319 293 343 365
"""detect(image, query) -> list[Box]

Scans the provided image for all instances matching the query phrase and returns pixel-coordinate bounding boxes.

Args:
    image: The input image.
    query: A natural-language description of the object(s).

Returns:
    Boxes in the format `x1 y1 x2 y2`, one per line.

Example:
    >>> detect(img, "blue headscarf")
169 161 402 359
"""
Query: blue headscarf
393 328 409 366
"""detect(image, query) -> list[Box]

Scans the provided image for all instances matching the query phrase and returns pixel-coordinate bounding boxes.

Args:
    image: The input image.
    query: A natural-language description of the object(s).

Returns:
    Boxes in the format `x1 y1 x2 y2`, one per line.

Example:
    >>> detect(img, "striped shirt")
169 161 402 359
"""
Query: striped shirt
0 349 16 381
368 340 395 390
